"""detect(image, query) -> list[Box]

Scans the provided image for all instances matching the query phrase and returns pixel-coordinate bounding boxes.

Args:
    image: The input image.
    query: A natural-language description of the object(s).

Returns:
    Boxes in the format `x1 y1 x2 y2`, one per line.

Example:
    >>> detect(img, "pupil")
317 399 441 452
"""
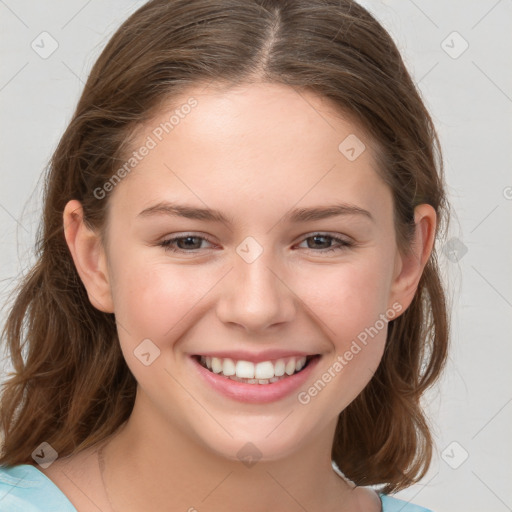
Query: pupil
179 236 200 249
310 235 330 249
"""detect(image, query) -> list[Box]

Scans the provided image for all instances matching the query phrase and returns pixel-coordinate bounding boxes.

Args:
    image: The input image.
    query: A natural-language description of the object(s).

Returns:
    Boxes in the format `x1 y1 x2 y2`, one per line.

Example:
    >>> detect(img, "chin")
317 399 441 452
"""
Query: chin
192 414 318 465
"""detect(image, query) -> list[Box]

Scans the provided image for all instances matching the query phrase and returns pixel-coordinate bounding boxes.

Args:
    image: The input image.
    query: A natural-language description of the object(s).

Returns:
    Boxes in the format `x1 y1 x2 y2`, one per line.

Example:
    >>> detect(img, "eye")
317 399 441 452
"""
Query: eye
157 232 354 255
296 233 354 254
158 234 215 253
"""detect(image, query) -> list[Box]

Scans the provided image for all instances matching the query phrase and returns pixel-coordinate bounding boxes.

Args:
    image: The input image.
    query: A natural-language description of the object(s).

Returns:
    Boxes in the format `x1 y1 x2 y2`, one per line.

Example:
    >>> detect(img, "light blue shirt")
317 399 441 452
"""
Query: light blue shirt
0 464 433 511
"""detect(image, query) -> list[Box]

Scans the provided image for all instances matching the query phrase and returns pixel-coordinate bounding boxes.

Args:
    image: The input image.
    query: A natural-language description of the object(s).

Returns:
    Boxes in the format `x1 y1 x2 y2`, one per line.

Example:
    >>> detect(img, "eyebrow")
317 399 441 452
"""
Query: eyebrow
137 201 374 224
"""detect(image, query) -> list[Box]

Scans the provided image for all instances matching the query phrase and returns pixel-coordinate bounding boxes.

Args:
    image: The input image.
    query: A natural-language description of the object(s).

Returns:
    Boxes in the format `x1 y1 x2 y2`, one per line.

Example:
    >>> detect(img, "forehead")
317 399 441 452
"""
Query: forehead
149 81 371 162
110 82 392 224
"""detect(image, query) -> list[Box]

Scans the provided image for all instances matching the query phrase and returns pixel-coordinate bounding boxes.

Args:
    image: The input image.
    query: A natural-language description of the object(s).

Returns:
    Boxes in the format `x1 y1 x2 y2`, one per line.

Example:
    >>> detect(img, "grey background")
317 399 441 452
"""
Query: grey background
1 1 511 511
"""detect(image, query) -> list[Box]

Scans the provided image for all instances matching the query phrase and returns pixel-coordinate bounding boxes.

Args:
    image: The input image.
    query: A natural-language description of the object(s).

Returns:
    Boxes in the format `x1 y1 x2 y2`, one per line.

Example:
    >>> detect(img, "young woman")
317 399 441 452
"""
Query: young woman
0 1 450 510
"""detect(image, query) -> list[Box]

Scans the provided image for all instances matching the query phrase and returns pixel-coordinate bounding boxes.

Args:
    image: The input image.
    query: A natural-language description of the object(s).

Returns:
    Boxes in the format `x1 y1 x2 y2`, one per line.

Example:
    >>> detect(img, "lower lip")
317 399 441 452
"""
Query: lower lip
189 355 321 404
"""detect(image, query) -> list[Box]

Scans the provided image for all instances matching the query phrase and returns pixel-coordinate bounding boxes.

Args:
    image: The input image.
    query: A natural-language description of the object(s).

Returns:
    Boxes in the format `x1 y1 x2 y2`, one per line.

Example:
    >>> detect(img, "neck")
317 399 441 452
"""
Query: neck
99 392 356 512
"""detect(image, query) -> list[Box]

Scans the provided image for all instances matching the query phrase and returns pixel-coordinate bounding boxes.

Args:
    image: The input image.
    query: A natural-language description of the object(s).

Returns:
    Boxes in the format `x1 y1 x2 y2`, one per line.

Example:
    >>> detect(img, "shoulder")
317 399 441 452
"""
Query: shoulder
0 464 77 511
380 493 434 512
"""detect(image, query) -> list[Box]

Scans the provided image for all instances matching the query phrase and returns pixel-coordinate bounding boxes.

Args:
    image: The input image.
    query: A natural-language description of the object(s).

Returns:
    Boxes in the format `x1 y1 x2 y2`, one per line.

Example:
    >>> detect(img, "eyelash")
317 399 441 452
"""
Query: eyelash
158 233 354 255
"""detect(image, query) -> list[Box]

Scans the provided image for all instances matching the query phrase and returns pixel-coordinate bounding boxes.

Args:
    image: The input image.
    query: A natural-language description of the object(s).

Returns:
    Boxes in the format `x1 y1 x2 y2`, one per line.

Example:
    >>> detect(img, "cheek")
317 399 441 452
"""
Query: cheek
294 256 394 382
296 257 394 339
108 260 213 388
290 268 392 419
108 256 196 337
293 261 393 412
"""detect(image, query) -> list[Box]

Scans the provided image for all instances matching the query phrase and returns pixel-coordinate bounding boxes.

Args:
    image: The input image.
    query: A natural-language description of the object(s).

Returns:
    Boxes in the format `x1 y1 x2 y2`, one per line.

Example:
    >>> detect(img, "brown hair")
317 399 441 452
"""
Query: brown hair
0 0 450 493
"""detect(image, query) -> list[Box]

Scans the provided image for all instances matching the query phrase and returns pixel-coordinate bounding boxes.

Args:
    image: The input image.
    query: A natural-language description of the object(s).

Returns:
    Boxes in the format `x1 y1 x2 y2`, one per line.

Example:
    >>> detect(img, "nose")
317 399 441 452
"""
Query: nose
215 247 297 333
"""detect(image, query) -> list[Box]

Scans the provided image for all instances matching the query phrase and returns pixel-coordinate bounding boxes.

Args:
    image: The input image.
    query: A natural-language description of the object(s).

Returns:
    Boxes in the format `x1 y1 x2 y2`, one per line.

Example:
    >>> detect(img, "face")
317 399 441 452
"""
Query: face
90 82 406 461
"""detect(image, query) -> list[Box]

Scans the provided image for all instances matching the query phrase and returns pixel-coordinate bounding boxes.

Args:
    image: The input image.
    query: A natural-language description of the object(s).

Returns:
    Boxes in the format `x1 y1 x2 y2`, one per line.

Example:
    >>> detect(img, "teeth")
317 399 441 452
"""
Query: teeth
211 357 223 374
222 358 236 376
254 361 274 380
235 360 255 379
273 359 285 376
199 355 309 382
296 358 306 372
285 359 296 375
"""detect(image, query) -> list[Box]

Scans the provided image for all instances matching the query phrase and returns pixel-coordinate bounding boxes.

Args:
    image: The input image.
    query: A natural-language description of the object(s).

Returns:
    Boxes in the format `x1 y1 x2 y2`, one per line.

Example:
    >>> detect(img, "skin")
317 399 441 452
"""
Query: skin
55 82 436 512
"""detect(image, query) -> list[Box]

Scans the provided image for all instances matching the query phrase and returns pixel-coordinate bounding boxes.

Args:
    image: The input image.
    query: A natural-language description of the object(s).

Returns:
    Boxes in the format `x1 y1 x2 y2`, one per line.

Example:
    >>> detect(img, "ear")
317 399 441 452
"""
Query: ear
388 203 437 313
63 199 114 313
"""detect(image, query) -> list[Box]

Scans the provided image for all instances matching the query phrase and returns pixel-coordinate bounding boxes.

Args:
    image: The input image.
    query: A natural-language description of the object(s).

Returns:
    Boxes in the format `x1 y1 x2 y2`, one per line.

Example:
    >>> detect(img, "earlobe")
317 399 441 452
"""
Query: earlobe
388 204 437 312
63 200 114 313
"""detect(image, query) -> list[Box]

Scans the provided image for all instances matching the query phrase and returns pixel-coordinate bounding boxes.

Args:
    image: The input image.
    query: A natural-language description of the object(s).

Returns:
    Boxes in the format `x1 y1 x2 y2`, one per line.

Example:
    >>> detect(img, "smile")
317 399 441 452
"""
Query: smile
189 353 321 403
196 355 316 384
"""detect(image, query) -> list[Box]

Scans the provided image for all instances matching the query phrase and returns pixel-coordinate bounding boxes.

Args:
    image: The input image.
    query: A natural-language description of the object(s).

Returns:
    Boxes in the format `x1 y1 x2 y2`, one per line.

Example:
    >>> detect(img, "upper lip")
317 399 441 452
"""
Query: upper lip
192 350 319 364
